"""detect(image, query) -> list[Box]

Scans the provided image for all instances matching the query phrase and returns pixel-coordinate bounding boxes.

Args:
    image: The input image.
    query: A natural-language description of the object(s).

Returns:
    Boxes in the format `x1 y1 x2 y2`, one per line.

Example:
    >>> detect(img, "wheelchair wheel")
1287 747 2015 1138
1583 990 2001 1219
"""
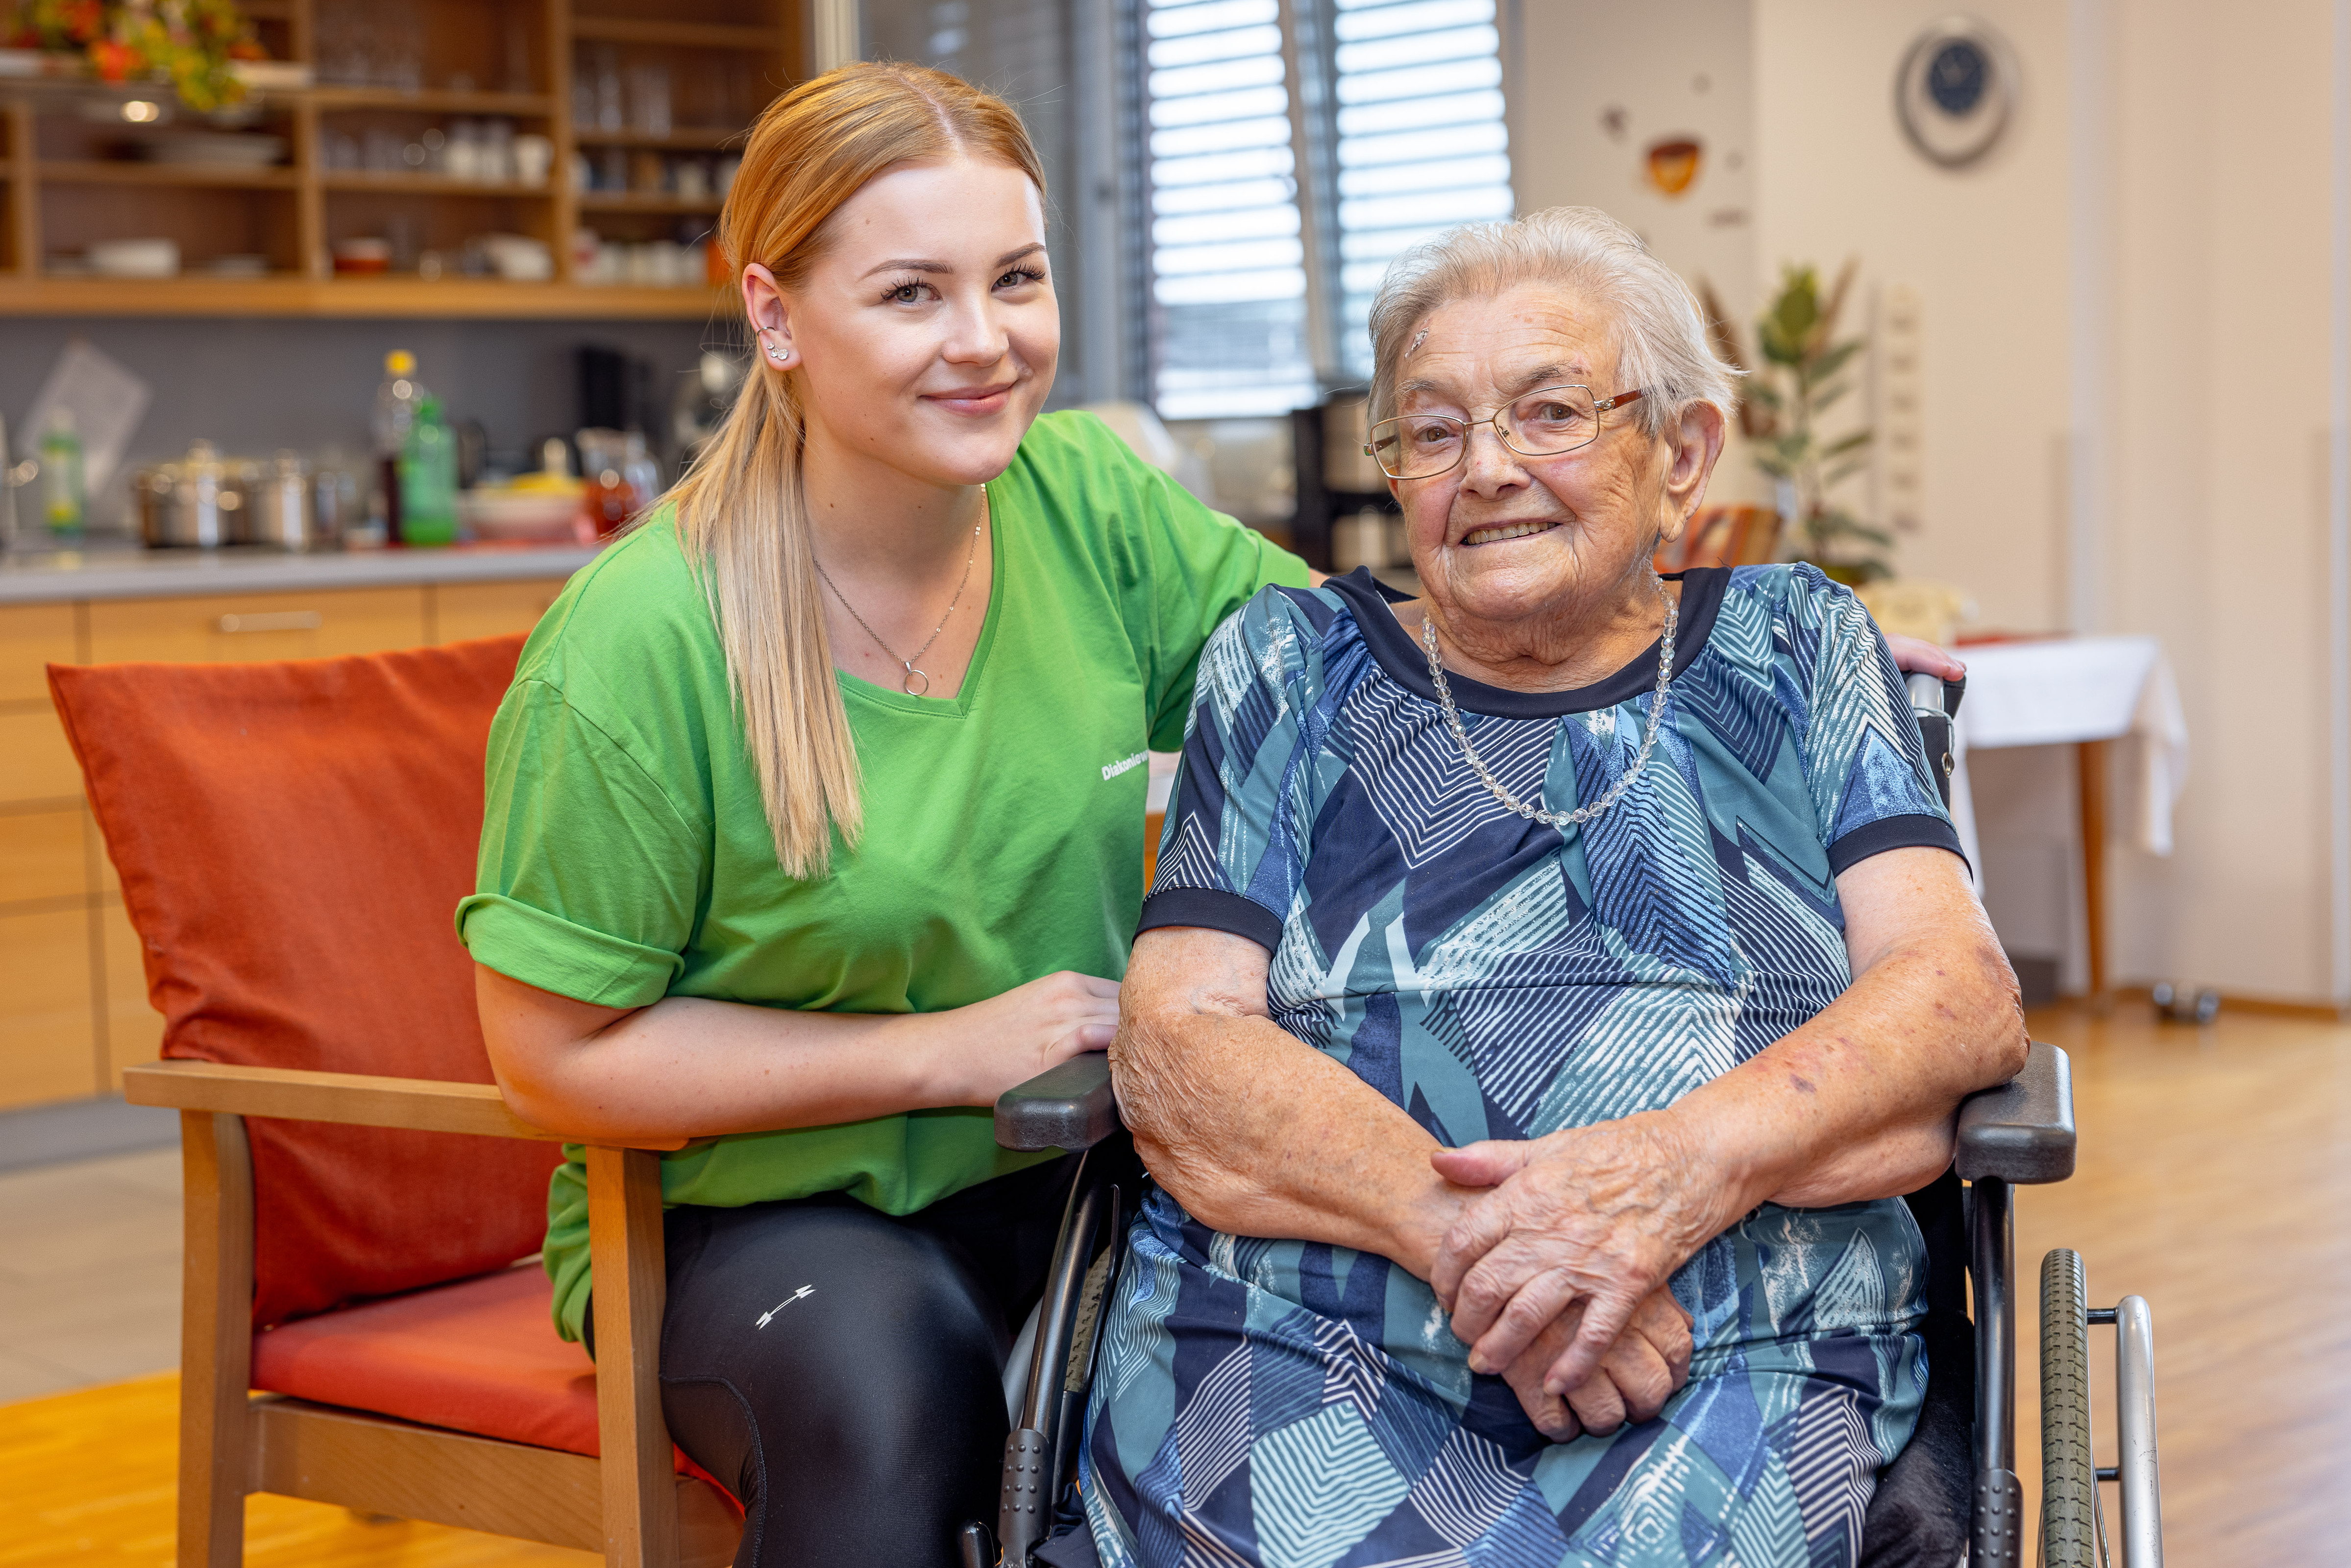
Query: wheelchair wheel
2039 1249 2104 1567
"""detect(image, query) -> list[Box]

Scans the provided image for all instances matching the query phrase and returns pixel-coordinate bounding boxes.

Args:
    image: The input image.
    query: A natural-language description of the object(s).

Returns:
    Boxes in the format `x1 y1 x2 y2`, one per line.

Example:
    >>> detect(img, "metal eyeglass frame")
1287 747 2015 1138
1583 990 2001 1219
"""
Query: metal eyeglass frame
1363 385 1649 481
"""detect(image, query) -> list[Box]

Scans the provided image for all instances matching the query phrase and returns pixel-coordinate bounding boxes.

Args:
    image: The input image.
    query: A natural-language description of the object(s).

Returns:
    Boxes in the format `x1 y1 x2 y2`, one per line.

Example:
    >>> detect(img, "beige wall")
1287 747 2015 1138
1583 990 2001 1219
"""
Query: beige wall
1506 0 2348 1003
1750 0 2075 633
1509 0 1769 504
2097 0 2338 1000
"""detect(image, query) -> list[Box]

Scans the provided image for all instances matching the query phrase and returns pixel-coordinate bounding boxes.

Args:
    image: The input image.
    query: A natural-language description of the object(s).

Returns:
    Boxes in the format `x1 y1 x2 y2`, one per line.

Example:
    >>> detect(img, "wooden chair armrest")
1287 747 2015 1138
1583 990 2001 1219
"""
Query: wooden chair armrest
121 1061 688 1151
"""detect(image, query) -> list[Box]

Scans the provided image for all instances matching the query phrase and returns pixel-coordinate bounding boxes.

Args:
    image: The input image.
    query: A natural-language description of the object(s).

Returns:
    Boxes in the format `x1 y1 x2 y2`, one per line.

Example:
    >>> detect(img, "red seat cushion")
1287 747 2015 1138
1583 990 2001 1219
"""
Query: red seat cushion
250 1262 735 1504
252 1264 602 1455
49 638 563 1328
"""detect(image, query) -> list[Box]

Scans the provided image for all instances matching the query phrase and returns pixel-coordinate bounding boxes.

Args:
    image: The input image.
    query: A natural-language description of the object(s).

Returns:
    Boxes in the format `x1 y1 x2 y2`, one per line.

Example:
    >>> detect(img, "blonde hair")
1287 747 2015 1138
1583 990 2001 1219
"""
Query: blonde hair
664 62 1046 878
1367 206 1737 435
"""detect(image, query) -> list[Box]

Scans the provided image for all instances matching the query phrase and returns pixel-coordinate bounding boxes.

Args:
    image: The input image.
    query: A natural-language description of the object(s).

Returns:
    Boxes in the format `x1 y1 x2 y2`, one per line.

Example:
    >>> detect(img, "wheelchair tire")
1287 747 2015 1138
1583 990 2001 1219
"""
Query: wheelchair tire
2039 1248 2104 1567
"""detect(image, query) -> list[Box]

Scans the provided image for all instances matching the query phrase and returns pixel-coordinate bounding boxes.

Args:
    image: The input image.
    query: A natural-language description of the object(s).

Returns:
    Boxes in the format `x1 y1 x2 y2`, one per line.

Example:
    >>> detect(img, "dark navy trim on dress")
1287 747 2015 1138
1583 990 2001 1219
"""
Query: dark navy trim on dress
1138 886 1285 952
1324 564 1731 718
1826 814 1968 877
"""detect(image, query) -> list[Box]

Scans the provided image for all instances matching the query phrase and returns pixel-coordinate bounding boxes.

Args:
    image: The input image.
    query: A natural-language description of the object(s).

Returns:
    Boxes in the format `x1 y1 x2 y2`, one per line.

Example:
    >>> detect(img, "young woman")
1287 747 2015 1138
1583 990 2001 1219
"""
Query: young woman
458 63 1311 1567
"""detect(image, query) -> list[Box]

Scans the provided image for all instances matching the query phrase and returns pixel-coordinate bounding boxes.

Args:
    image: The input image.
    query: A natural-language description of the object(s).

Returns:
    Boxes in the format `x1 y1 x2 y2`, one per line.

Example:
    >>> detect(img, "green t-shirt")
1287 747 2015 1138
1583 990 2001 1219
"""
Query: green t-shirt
456 410 1309 1341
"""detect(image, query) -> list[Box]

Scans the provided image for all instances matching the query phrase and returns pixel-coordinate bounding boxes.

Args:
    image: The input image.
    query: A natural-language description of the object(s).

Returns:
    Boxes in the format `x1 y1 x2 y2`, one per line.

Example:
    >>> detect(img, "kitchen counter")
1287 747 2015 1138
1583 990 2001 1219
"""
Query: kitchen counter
0 541 603 605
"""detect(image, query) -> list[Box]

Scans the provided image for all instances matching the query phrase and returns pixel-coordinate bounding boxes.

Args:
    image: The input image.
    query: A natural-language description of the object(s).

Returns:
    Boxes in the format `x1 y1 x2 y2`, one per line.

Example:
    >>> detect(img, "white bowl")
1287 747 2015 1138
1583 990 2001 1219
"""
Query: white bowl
90 238 180 278
461 488 583 541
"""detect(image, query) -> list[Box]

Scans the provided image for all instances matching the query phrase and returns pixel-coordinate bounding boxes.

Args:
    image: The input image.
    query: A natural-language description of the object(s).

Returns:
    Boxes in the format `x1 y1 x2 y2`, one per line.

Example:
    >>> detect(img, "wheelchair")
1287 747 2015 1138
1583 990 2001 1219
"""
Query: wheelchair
961 676 2165 1568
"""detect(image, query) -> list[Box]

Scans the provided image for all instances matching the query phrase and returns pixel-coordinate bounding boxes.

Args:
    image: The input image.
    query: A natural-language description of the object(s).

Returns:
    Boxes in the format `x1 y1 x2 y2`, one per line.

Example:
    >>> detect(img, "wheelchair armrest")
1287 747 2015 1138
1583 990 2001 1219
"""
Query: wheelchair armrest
1955 1040 2076 1184
995 1052 1122 1152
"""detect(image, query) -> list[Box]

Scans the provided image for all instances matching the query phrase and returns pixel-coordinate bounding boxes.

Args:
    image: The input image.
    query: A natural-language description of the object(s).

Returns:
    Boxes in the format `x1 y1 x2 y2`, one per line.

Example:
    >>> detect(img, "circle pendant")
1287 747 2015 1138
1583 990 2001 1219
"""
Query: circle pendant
901 665 931 697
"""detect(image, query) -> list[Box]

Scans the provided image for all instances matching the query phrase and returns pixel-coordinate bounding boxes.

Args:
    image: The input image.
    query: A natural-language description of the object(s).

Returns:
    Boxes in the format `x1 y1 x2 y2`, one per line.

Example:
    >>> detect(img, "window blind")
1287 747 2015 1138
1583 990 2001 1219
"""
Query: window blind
1329 0 1514 380
1143 0 1316 418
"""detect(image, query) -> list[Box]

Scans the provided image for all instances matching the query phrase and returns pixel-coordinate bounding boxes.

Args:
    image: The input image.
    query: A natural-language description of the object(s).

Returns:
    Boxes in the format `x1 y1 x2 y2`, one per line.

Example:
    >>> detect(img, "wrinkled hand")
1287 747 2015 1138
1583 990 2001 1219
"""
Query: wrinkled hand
1501 1285 1693 1442
1884 633 1965 684
1428 1112 1734 1395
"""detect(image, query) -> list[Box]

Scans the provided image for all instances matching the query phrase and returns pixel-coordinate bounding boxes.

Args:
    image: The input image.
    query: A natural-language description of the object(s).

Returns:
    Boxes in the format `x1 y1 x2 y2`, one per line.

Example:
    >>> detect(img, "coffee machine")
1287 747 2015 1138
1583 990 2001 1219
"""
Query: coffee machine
1289 392 1399 574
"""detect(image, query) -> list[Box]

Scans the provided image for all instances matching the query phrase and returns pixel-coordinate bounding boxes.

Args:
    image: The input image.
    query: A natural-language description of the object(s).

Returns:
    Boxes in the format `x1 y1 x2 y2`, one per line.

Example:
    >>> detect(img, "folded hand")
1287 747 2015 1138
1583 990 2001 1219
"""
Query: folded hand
1428 1111 1734 1395
1501 1284 1693 1442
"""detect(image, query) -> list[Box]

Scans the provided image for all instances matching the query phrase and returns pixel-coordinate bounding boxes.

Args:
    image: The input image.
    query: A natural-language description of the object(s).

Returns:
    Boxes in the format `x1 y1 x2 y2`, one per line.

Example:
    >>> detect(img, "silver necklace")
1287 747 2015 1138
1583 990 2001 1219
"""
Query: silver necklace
815 498 985 697
1419 573 1677 829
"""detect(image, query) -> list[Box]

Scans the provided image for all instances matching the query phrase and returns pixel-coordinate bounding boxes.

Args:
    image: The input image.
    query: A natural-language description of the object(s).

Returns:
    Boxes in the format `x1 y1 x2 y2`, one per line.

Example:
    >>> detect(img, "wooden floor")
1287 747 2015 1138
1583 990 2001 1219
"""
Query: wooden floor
0 1000 2344 1565
2010 1002 2351 1564
0 1373 598 1567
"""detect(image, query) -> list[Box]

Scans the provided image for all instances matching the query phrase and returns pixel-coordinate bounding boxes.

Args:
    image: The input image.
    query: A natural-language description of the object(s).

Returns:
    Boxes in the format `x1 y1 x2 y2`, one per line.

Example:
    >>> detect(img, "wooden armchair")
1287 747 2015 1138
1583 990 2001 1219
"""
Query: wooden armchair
1653 503 1782 574
50 637 742 1568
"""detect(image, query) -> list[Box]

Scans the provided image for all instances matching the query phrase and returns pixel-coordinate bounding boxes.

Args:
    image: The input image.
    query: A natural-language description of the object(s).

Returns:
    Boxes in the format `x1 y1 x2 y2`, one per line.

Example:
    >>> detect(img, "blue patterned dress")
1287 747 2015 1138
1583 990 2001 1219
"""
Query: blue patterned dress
1082 564 1965 1568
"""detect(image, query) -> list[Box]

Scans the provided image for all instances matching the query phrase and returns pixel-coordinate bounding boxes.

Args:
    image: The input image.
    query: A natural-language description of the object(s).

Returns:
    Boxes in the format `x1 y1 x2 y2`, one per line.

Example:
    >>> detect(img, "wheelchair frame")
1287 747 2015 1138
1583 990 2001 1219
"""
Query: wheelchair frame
962 677 2164 1568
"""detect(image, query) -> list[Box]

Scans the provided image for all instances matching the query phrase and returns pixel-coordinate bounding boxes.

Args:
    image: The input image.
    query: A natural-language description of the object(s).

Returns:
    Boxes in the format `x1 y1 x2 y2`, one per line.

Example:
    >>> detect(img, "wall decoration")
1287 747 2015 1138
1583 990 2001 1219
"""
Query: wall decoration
1895 16 2017 169
1643 137 1703 197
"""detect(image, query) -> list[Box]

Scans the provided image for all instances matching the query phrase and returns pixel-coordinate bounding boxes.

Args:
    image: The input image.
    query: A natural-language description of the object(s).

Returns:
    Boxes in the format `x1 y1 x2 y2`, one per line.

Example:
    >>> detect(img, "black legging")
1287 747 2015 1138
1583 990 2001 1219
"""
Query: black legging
588 1155 1079 1567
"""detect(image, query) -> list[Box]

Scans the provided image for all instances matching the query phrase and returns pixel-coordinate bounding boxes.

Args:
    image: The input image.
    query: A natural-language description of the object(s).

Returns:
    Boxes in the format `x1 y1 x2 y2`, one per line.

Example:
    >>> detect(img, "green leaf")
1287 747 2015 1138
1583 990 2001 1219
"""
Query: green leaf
1820 429 1872 458
1811 339 1864 381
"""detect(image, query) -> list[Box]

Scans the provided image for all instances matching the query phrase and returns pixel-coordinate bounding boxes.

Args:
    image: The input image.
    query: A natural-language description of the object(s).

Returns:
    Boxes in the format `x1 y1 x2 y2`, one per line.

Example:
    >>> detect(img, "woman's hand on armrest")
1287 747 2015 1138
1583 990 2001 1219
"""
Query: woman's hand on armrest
475 964 1118 1144
1883 632 1965 684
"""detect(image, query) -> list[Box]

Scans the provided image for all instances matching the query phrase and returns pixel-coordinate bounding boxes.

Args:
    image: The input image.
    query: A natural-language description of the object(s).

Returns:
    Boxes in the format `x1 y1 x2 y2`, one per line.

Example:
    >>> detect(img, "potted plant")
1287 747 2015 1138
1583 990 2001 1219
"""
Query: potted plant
6 0 264 112
1704 262 1892 585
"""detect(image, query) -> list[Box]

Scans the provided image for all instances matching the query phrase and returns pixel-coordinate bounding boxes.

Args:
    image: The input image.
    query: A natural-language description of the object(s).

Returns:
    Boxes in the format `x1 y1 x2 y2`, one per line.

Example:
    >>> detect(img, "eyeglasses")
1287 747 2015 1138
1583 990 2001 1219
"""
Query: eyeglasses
1364 385 1648 481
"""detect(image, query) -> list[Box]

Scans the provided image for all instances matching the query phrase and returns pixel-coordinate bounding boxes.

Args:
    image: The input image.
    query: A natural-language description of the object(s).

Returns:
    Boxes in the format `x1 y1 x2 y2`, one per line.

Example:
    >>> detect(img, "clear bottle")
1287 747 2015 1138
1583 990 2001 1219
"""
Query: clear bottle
398 396 461 547
373 350 424 544
39 408 86 539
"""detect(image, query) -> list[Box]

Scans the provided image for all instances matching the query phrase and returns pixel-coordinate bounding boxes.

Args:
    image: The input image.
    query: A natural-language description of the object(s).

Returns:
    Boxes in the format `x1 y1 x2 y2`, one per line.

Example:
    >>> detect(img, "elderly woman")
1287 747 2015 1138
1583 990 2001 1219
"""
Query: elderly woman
1081 206 2025 1568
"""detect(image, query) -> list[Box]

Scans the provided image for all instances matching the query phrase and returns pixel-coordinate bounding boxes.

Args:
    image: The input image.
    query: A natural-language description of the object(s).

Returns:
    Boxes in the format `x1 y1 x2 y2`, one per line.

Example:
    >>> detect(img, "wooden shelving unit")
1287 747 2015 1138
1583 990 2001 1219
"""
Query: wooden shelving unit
40 161 303 190
0 0 799 318
579 191 723 214
568 16 789 50
306 87 557 116
573 126 744 151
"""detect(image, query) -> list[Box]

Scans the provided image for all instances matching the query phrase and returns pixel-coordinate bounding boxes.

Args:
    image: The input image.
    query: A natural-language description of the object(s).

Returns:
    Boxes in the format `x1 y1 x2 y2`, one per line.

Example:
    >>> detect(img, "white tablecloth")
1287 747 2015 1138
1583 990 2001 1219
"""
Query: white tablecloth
1946 635 2189 887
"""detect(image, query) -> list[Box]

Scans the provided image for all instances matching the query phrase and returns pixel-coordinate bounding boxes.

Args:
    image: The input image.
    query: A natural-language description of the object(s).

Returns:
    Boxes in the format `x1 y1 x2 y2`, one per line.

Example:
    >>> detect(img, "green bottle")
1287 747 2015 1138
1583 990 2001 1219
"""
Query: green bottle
39 409 86 539
397 395 460 547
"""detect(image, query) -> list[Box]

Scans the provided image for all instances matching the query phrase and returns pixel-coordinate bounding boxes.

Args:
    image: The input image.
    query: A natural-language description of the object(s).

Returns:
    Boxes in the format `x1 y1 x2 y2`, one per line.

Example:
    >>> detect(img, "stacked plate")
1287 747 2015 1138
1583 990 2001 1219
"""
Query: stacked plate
138 132 288 168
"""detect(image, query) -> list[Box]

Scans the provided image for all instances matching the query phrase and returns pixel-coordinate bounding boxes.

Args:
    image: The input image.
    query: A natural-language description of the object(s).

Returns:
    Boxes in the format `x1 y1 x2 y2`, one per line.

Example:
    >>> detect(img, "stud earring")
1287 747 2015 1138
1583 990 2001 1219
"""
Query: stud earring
763 337 791 364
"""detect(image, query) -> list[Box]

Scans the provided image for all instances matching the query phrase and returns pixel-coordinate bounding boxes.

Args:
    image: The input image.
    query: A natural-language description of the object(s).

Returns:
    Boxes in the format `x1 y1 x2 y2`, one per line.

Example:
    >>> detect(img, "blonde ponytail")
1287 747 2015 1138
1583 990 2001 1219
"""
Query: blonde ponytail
661 62 1046 878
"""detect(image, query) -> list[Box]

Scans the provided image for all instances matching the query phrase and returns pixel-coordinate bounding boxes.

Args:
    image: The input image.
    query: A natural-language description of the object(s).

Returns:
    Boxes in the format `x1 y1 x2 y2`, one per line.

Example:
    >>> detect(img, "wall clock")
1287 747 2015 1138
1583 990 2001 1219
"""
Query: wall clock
1896 17 2017 169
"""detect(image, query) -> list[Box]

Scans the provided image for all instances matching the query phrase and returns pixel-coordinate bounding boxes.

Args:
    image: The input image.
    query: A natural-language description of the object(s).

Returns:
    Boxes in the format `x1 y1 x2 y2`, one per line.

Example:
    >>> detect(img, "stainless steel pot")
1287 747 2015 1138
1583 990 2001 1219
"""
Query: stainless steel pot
245 451 324 550
133 441 243 548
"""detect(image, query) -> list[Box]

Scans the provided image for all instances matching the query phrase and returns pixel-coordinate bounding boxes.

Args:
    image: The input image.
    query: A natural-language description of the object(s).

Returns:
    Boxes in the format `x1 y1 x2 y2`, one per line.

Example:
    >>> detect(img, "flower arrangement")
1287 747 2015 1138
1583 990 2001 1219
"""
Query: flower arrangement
9 0 264 112
1704 262 1893 584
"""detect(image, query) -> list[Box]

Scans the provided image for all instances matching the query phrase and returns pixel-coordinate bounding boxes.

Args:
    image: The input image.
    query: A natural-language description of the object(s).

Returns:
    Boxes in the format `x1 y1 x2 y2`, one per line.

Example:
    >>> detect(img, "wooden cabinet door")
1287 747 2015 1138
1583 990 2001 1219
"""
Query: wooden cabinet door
0 602 78 706
0 706 85 805
0 808 88 906
100 896 164 1087
0 907 98 1109
86 587 429 665
432 578 568 644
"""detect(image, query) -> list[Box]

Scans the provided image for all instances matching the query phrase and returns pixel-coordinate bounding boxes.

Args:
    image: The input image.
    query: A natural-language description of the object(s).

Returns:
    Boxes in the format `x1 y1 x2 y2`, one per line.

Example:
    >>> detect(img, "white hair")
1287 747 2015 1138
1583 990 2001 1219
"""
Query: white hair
1366 205 1738 437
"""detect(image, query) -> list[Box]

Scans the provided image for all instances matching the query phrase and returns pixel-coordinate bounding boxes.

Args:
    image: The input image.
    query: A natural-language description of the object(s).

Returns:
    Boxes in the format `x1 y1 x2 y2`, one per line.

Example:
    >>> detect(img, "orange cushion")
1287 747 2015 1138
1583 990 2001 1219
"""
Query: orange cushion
249 1262 736 1505
252 1263 603 1454
49 638 563 1328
